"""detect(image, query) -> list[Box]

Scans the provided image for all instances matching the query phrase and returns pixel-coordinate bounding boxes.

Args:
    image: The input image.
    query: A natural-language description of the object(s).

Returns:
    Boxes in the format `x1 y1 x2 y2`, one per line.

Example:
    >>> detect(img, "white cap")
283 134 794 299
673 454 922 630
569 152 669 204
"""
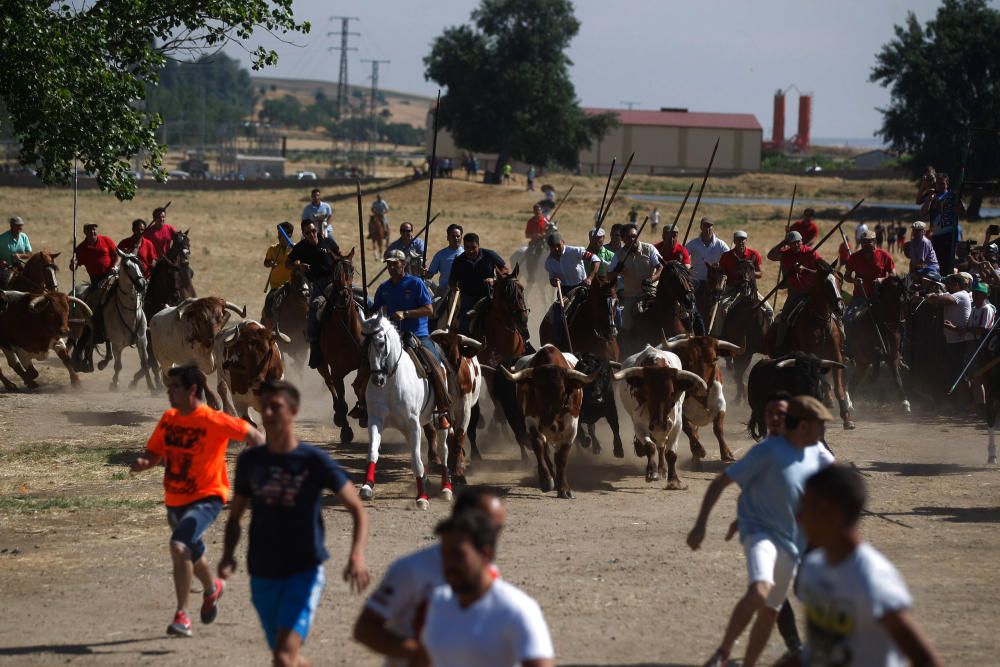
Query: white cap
589 227 606 238
733 230 748 240
785 230 802 243
912 221 927 231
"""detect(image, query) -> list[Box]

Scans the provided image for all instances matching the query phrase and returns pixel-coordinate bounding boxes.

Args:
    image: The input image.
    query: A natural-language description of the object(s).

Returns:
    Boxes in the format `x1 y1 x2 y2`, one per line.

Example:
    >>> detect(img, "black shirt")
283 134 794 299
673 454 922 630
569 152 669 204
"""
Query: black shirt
234 442 350 579
449 248 506 304
287 238 341 284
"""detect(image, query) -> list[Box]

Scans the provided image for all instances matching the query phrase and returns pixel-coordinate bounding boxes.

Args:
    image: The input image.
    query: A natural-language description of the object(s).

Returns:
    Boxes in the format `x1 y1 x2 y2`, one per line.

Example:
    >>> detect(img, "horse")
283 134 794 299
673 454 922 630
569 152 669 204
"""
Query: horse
260 265 310 375
316 249 365 443
539 277 620 360
695 262 725 329
625 260 696 356
145 229 195 385
359 313 450 510
3 251 60 292
845 274 910 412
768 259 855 429
99 251 154 391
368 212 388 260
715 262 772 403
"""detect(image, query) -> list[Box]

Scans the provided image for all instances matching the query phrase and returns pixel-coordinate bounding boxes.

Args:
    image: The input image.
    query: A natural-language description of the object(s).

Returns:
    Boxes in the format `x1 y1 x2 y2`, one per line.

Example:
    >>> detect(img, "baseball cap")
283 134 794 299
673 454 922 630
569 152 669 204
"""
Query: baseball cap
589 227 606 238
958 271 974 286
787 395 835 422
785 230 802 243
83 223 98 231
974 282 990 295
861 230 877 241
9 216 24 226
700 216 714 226
912 221 927 231
383 249 406 263
733 230 748 240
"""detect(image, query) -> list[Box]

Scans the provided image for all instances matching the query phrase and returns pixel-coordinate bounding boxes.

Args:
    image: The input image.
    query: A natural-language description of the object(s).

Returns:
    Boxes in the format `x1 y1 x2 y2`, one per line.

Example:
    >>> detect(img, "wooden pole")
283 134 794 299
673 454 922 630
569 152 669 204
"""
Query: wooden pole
357 181 369 312
772 184 798 309
597 151 636 229
367 212 441 288
556 279 574 354
446 287 461 330
681 137 720 245
421 90 441 268
597 157 617 225
670 183 695 232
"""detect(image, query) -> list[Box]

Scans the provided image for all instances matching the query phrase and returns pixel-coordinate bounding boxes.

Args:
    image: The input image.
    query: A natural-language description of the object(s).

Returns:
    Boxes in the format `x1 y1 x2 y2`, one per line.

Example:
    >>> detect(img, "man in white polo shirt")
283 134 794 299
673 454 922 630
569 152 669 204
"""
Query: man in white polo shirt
686 216 729 291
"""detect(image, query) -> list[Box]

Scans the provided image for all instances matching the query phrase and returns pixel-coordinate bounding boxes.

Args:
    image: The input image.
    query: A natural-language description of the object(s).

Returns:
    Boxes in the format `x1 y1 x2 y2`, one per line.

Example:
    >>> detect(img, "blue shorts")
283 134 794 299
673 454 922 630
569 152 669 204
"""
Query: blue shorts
251 566 326 650
166 496 223 563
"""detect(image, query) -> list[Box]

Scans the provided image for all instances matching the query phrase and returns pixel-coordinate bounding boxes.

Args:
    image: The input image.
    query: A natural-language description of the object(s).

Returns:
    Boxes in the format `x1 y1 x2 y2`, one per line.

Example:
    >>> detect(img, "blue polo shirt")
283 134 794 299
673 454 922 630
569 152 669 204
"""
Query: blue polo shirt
427 246 464 286
373 274 433 337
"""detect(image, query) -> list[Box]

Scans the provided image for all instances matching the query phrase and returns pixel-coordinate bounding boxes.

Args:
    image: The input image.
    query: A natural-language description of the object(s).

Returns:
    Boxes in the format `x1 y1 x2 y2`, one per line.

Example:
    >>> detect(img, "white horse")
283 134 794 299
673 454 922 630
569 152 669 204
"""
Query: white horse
359 314 450 510
100 251 154 391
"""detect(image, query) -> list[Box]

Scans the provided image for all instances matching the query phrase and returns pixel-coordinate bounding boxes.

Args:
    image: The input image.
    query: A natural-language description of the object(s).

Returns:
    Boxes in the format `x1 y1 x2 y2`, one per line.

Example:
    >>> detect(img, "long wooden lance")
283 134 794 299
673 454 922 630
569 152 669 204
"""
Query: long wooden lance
597 151 635 229
555 279 574 354
356 181 369 313
681 137 720 245
421 90 441 268
772 184 798 310
367 212 442 288
756 198 866 308
597 157 617 225
608 215 650 274
668 183 695 232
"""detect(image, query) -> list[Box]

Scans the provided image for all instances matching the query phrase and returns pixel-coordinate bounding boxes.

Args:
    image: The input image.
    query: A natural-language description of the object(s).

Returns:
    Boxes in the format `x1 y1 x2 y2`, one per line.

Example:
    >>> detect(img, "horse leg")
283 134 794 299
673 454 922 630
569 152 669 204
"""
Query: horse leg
361 418 383 500
146 337 162 389
109 347 122 391
467 401 482 463
436 427 453 501
713 410 735 462
834 366 856 430
733 355 750 404
555 441 574 499
329 371 354 443
409 418 430 510
132 333 155 391
530 428 554 493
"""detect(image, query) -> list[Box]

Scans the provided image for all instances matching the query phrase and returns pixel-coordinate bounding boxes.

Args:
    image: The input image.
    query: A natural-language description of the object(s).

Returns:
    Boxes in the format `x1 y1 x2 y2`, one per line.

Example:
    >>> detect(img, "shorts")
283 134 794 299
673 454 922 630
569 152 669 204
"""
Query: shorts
743 533 797 610
166 496 223 563
251 566 326 650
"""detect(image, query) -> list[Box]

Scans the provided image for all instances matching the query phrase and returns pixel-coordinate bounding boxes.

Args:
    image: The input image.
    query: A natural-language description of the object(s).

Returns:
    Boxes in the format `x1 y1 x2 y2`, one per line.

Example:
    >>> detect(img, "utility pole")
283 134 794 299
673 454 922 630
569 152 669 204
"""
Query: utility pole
327 16 360 118
619 100 641 110
361 59 390 178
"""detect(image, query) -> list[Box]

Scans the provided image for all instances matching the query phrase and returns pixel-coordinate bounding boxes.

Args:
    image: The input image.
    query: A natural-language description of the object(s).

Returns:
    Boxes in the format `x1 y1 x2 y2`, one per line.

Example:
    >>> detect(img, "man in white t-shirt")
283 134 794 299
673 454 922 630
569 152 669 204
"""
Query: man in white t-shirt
790 465 942 667
421 510 555 667
353 488 507 666
688 395 836 667
301 188 334 241
926 273 973 393
685 217 730 287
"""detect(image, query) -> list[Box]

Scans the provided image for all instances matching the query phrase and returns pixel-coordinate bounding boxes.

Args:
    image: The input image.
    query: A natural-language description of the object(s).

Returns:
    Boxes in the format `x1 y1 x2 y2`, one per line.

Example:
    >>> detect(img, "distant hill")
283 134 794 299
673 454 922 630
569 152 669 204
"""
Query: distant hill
251 76 432 129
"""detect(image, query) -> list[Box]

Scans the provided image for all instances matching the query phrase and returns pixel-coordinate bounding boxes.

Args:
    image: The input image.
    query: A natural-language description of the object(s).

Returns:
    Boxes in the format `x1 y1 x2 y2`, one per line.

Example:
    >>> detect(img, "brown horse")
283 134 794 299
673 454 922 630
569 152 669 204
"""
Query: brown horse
695 262 725 329
626 260 696 356
845 274 910 412
368 212 388 260
316 249 365 443
768 260 855 429
261 265 310 375
538 277 620 360
716 262 772 403
4 251 60 293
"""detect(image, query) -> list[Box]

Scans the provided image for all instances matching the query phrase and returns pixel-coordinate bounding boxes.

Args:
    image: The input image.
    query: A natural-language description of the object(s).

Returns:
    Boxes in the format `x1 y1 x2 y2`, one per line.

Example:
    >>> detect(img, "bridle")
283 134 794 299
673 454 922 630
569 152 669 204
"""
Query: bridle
364 319 402 386
493 273 530 330
112 256 146 345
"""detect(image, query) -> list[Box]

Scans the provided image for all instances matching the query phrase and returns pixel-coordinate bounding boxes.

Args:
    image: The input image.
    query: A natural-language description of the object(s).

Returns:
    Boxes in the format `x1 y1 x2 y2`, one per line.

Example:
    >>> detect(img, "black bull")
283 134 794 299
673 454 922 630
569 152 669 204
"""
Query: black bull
746 352 846 440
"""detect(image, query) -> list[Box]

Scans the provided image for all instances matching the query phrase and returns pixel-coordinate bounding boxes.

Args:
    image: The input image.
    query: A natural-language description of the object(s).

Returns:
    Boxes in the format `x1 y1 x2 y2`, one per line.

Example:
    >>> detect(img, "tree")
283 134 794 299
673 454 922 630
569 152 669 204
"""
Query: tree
0 2 307 200
871 0 1000 218
423 0 615 182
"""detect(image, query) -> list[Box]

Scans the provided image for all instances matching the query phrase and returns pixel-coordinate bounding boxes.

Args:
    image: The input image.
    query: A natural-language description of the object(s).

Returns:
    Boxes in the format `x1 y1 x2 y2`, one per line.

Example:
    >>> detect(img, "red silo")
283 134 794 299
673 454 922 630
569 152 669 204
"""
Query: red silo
772 90 785 146
797 94 812 149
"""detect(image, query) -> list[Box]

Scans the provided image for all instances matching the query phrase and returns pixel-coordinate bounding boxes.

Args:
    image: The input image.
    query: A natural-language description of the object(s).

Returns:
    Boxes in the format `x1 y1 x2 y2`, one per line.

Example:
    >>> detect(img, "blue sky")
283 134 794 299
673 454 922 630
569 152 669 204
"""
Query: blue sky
225 0 950 138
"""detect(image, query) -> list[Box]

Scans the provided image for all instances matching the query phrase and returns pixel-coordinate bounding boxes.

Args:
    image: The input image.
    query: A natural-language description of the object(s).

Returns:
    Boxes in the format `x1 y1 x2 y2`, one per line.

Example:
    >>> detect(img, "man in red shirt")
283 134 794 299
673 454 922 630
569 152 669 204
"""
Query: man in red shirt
788 208 819 246
118 219 157 277
143 206 179 260
713 231 769 334
766 231 822 348
654 224 691 268
69 223 120 370
844 230 895 323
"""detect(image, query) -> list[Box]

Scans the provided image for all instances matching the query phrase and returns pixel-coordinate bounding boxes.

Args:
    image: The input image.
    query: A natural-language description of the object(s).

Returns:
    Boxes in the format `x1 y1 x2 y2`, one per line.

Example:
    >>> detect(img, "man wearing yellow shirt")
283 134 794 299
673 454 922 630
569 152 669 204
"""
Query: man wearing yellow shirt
263 222 296 323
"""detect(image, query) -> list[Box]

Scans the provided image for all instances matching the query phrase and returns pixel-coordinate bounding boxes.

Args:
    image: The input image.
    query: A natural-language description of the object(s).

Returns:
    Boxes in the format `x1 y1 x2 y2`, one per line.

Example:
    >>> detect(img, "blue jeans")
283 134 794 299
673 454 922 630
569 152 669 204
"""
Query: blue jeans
166 496 223 562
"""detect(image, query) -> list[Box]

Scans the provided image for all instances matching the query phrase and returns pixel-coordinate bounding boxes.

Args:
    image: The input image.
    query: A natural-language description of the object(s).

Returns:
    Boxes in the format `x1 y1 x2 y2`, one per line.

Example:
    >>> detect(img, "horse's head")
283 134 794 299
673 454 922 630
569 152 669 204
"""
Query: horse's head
585 277 619 338
116 249 147 295
168 229 191 262
361 314 398 387
494 265 529 328
811 259 845 317
877 274 907 320
291 263 311 298
658 260 695 308
330 248 356 289
24 250 60 291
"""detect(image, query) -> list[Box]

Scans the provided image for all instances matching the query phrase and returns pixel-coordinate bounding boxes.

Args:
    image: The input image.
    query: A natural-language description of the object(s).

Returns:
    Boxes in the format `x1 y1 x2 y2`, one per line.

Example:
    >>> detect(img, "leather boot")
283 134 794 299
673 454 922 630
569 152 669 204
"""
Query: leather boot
429 365 451 429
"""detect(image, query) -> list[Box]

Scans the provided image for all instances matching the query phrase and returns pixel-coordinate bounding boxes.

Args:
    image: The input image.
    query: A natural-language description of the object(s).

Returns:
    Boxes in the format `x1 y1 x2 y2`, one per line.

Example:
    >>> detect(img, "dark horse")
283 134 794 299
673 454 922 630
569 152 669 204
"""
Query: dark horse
625 260 696 356
145 229 196 385
538 277 620 361
767 259 855 429
716 261 772 403
695 262 725 331
261 265 310 375
845 274 910 412
317 249 365 443
3 251 60 292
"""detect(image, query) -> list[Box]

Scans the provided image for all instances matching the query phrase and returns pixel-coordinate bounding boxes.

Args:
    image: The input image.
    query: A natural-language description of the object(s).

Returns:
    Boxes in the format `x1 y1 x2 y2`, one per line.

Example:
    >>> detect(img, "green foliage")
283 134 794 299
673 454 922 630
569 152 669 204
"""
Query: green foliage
0 1 308 200
423 0 616 172
871 0 1000 178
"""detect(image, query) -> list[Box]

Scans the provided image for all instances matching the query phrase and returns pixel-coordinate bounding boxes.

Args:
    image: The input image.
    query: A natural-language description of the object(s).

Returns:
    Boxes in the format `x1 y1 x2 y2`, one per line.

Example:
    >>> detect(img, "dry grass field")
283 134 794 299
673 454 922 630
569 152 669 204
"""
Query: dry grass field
1 175 998 665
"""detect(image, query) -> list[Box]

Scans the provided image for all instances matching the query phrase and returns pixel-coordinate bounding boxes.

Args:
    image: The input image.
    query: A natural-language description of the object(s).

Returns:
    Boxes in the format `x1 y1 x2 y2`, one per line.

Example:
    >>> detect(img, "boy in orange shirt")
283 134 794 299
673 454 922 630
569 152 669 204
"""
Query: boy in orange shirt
131 364 265 637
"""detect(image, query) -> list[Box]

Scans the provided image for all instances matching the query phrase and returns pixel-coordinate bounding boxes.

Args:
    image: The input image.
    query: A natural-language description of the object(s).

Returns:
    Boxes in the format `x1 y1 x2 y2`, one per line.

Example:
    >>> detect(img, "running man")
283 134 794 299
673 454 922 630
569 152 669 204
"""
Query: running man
688 395 835 667
791 465 942 667
219 379 371 666
353 487 507 666
130 364 265 637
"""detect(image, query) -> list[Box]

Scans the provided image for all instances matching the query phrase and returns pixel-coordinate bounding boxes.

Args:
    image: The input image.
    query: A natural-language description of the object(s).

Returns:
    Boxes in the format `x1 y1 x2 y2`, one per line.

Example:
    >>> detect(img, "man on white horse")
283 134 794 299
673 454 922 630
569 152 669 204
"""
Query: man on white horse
359 249 451 430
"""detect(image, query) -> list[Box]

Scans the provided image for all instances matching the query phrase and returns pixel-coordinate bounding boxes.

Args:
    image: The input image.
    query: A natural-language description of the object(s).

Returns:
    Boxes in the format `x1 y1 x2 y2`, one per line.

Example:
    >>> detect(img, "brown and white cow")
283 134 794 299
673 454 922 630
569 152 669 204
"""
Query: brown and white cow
615 344 708 489
0 290 92 389
214 320 290 424
502 345 597 499
430 329 483 484
661 335 742 465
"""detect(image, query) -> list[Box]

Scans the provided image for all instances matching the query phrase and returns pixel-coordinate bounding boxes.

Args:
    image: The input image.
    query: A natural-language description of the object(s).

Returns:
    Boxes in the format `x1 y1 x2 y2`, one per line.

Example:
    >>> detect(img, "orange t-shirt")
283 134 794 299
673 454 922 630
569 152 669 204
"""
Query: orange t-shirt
146 404 250 507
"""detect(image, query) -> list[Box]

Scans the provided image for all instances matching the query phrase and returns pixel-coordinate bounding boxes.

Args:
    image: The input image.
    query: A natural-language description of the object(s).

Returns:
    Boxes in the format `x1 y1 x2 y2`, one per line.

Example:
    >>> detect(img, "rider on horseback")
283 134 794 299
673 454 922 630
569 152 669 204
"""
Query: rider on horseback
543 232 602 349
143 206 177 261
607 223 663 336
713 230 770 334
449 233 516 339
263 222 296 324
371 193 390 236
653 224 691 269
117 219 156 278
69 223 121 371
386 223 426 276
285 220 341 369
767 230 822 349
0 216 32 269
843 230 895 325
525 204 549 259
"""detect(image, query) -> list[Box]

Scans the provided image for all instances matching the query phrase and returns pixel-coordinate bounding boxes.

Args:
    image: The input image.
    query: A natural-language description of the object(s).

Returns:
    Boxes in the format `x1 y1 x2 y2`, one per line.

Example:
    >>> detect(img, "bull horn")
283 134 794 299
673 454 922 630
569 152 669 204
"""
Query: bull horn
663 335 692 350
480 365 496 375
820 359 847 370
225 302 247 318
457 334 482 350
566 369 598 385
612 367 645 381
224 329 239 343
501 366 533 382
677 369 709 392
66 296 93 318
715 340 742 352
276 332 292 344
609 361 623 370
776 358 797 369
429 329 448 339
28 295 47 312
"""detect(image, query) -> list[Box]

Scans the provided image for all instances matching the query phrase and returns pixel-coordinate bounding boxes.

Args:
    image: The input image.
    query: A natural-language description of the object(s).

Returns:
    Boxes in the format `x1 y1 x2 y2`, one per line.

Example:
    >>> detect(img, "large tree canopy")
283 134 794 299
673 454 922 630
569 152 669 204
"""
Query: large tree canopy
871 0 1000 198
424 0 615 179
0 1 307 200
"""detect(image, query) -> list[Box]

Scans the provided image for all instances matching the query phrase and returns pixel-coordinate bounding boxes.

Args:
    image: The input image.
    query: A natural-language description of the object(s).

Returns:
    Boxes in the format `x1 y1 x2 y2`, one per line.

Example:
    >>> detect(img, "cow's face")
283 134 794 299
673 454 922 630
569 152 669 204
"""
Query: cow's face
616 362 707 431
223 324 283 394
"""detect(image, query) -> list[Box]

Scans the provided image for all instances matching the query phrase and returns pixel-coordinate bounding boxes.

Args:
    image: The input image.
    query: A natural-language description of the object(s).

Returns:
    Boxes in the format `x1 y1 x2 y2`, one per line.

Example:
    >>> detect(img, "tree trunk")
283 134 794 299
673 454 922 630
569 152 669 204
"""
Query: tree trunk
967 192 984 221
489 150 510 185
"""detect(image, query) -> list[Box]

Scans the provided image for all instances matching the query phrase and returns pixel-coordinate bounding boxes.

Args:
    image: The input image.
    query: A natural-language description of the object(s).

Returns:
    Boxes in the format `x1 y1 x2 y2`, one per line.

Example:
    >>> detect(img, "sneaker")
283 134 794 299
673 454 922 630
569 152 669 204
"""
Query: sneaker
167 610 192 637
200 578 224 624
702 649 729 667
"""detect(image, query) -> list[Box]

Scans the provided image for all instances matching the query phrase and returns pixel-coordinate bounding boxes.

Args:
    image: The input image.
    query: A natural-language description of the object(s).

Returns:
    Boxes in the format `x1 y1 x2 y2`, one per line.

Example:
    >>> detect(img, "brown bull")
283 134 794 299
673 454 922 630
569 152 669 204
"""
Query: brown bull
215 321 289 424
0 291 92 389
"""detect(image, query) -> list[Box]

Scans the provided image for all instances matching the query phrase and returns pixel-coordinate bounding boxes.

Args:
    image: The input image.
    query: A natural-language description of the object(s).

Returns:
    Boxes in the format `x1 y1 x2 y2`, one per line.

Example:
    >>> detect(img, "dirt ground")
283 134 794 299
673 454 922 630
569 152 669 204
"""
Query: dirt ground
1 178 998 665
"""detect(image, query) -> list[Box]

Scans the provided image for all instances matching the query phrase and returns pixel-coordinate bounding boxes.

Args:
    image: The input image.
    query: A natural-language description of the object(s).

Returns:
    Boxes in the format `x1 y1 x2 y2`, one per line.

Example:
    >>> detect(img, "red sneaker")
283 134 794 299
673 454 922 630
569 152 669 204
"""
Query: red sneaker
167 610 192 637
200 578 224 624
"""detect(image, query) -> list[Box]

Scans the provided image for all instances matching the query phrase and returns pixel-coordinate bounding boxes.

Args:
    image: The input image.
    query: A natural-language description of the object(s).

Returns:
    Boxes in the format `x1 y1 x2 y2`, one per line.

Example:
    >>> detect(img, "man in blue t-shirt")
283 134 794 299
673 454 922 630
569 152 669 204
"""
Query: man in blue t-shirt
425 223 464 297
220 380 371 666
686 395 835 667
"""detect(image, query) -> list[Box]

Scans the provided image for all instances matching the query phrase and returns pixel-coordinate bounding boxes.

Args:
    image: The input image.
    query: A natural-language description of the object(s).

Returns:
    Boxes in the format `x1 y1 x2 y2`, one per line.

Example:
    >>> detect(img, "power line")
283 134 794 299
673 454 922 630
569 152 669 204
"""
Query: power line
619 100 641 110
362 59 390 177
327 16 360 118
